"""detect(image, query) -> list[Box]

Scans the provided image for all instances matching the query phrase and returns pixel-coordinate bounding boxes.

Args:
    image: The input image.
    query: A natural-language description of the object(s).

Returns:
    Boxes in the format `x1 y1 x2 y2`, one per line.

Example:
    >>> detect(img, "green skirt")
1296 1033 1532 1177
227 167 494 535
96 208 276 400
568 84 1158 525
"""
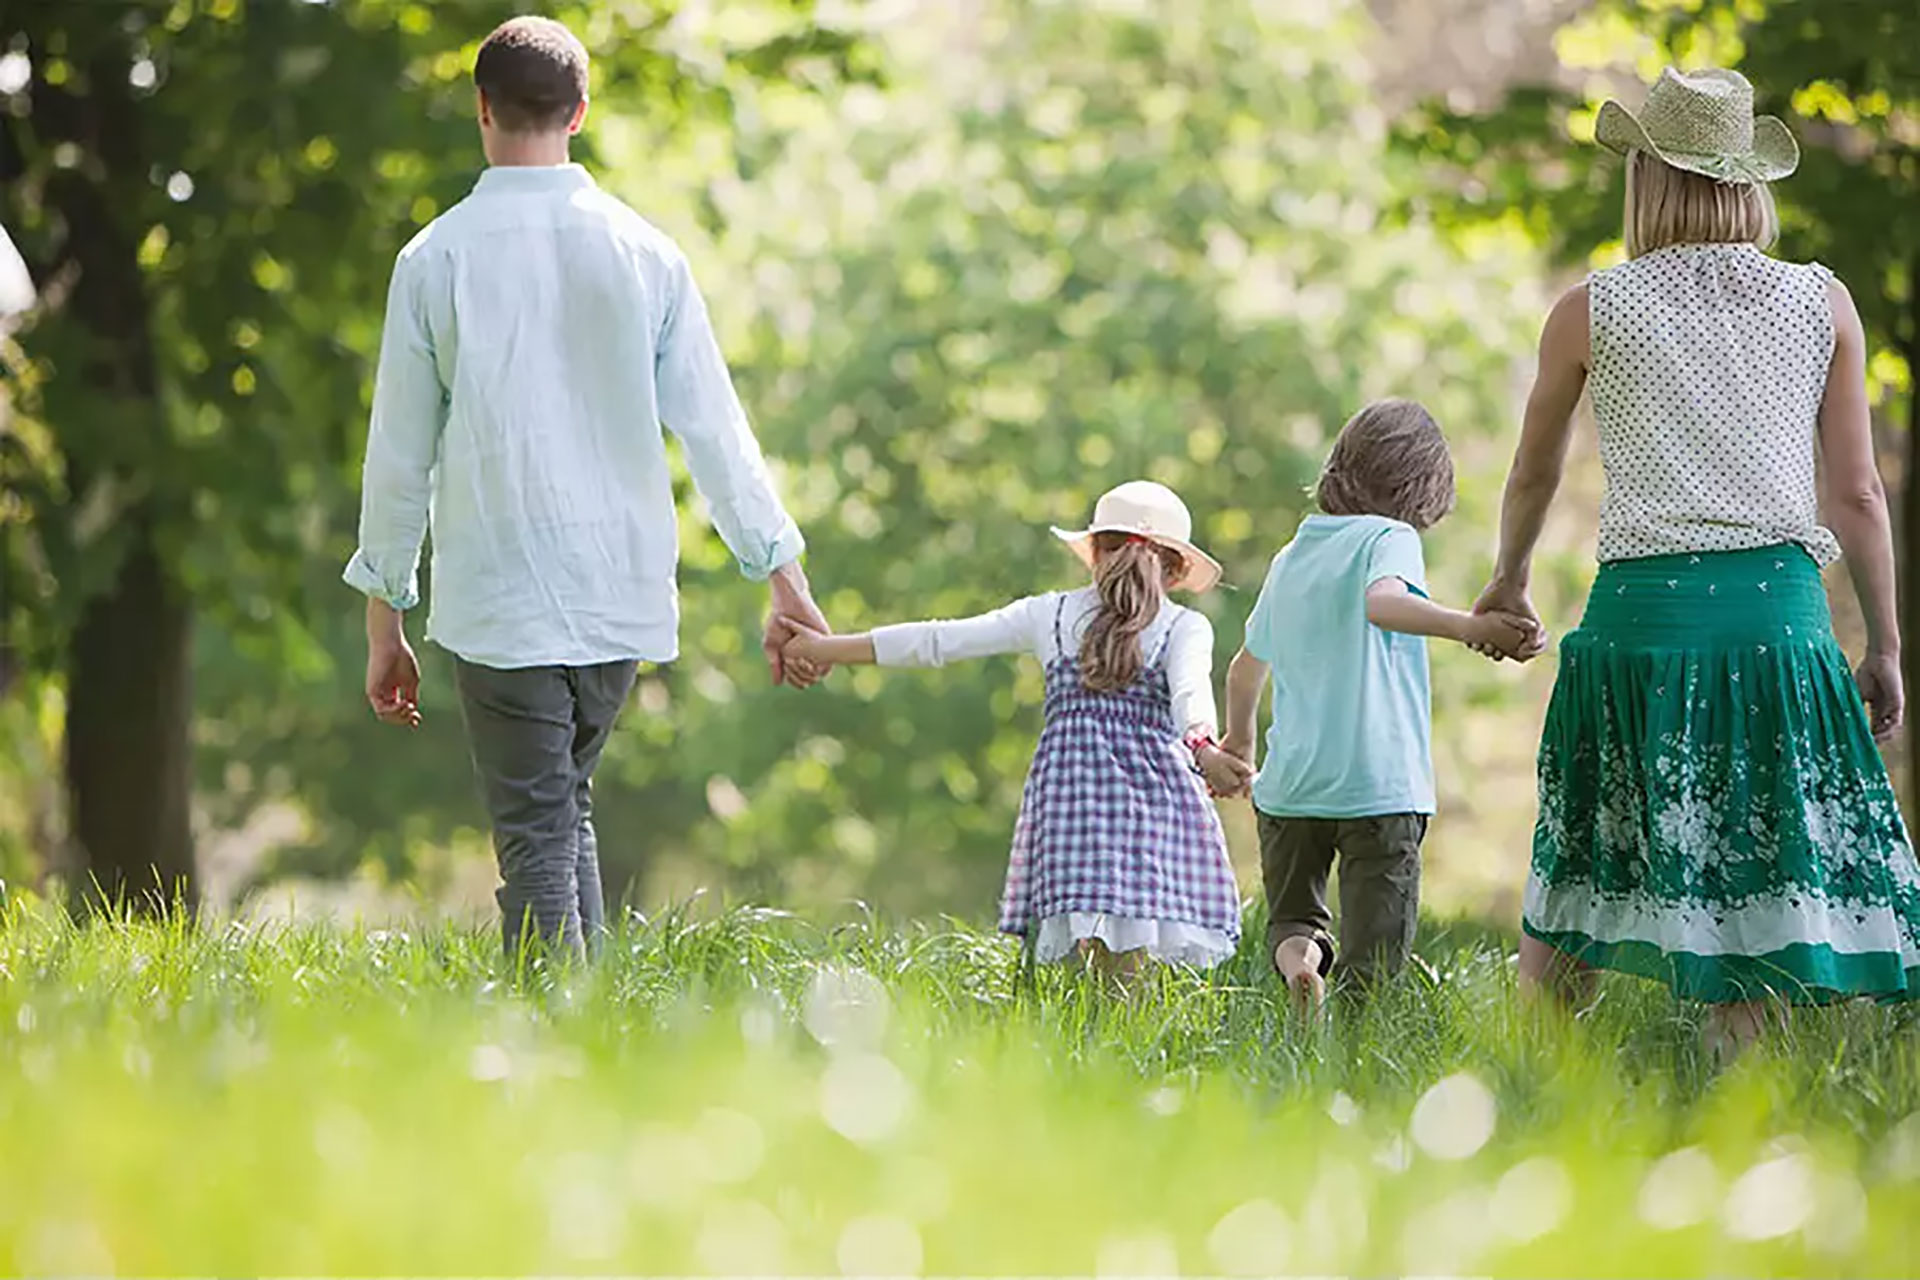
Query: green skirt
1525 546 1920 1004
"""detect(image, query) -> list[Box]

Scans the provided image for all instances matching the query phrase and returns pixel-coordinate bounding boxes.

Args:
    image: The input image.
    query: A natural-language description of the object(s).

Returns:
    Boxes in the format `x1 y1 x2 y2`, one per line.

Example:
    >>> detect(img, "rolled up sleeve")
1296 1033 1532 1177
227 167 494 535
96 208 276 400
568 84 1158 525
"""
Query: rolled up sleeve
656 252 804 581
344 246 445 610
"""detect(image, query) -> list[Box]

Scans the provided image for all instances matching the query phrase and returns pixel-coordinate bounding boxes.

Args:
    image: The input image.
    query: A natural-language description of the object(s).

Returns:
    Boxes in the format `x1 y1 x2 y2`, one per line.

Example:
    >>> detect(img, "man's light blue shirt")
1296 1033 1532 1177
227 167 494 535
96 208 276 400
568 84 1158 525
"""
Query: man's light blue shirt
344 163 804 669
1244 514 1435 819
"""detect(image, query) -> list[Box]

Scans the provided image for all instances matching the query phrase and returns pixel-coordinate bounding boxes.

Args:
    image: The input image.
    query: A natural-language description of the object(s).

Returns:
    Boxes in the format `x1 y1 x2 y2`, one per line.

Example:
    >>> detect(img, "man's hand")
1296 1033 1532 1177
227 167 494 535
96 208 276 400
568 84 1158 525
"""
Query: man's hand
365 598 421 728
1469 577 1548 662
766 562 830 688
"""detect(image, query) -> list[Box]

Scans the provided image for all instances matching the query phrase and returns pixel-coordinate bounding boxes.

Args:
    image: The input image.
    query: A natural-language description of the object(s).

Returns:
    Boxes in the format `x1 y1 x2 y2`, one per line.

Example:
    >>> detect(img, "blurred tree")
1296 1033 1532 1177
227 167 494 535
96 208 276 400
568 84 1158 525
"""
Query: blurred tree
0 0 866 908
1392 0 1919 794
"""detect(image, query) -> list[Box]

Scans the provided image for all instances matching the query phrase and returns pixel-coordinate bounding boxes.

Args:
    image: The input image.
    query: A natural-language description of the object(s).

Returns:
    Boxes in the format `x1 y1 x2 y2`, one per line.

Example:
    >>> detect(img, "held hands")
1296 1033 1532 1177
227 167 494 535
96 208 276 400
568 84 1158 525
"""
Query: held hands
1463 610 1544 662
765 563 831 689
779 617 834 673
1467 578 1551 663
1198 739 1256 799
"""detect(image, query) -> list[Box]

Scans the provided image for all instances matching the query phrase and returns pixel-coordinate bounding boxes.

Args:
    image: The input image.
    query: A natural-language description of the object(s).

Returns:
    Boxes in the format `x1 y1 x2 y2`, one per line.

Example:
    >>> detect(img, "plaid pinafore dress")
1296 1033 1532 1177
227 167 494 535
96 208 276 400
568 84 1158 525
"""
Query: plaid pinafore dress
998 597 1242 944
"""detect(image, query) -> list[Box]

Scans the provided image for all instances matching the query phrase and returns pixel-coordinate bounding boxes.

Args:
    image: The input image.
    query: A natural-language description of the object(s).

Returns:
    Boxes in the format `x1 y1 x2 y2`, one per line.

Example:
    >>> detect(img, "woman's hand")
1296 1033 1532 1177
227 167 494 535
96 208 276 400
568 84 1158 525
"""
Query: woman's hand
1856 651 1905 743
1462 610 1542 662
1470 578 1548 662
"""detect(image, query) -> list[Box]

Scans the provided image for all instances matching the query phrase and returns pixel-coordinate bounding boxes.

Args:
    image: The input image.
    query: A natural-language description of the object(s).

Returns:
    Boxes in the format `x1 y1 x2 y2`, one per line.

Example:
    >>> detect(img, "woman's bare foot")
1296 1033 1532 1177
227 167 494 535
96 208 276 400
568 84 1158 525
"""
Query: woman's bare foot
1517 933 1596 1011
1274 936 1327 1012
1702 1000 1778 1066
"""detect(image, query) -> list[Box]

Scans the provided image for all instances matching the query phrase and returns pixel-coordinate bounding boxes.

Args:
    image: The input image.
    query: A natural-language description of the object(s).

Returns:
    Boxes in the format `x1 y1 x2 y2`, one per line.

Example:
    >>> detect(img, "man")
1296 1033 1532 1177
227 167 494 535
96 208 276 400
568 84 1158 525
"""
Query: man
345 16 827 962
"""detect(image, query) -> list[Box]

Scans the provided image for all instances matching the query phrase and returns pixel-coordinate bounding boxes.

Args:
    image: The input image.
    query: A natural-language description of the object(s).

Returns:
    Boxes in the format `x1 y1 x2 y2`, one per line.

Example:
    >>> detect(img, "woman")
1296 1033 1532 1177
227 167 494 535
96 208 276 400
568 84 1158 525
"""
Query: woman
1476 67 1920 1053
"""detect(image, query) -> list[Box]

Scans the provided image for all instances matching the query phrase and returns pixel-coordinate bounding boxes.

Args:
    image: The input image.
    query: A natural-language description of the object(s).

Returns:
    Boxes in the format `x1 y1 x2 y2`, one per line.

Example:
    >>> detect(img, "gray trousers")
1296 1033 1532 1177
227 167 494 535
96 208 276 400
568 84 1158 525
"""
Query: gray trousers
454 658 638 962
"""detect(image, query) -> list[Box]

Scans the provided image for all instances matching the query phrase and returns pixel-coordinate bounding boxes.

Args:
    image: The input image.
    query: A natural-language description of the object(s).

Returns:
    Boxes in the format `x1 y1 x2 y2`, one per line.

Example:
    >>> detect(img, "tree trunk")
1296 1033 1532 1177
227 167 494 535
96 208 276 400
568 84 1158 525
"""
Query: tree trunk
65 526 195 908
25 29 198 911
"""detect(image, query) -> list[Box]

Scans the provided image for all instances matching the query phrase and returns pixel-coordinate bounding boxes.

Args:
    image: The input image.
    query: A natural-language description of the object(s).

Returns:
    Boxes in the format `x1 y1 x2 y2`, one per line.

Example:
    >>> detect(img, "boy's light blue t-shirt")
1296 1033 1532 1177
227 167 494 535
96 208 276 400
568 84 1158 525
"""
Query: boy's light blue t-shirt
1244 514 1435 819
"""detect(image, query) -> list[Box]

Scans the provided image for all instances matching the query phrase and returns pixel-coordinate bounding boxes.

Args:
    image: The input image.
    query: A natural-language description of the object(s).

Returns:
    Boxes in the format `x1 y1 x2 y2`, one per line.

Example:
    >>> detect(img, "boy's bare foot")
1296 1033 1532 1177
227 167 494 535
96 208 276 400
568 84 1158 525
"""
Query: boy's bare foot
1274 936 1327 1012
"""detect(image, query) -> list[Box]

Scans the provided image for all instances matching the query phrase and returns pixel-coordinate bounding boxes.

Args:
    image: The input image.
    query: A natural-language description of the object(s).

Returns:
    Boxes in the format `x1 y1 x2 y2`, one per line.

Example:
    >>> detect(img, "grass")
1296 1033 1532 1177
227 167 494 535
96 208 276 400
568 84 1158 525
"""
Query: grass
0 896 1917 1276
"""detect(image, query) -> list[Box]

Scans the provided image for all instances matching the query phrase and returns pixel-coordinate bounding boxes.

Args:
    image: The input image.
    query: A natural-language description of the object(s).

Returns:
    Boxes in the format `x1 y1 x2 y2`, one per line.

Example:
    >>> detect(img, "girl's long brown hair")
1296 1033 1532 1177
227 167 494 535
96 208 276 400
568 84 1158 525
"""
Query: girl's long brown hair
1079 532 1184 693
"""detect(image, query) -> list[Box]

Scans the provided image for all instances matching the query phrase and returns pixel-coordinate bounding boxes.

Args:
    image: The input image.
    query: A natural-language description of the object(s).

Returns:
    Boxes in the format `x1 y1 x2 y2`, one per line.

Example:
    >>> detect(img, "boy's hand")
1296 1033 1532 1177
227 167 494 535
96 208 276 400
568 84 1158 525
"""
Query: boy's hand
1470 578 1548 662
1197 744 1254 799
1463 610 1544 662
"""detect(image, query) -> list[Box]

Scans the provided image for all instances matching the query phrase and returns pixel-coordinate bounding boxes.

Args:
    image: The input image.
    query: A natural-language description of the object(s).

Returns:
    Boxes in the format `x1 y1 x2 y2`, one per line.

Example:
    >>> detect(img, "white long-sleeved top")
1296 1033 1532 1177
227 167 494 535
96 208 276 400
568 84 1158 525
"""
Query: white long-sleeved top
343 164 803 669
870 588 1219 732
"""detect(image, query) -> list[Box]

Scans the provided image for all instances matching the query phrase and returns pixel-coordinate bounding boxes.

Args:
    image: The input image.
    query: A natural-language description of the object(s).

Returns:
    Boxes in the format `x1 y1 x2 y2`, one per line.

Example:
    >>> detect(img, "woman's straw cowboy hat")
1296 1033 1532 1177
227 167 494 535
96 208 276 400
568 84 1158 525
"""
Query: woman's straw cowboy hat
1052 480 1223 593
1596 67 1798 183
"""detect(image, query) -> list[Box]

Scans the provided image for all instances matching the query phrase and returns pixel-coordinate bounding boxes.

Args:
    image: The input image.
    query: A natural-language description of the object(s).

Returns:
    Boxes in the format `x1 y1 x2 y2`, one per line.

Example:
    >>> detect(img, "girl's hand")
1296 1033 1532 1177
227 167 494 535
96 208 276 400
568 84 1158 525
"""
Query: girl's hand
781 618 831 673
1197 744 1254 799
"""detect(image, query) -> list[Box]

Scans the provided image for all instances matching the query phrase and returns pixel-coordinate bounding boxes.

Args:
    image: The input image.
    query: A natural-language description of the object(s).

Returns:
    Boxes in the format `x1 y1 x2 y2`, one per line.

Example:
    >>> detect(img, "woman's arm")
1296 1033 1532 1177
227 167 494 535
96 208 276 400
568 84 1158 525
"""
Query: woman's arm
1818 278 1903 739
1482 284 1590 617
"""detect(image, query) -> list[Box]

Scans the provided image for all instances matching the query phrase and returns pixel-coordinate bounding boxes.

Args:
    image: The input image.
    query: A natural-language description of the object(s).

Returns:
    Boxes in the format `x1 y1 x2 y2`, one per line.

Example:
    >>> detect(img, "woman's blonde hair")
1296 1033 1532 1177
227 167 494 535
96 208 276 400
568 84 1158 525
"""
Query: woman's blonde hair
1080 532 1184 694
1624 149 1779 258
1316 398 1455 530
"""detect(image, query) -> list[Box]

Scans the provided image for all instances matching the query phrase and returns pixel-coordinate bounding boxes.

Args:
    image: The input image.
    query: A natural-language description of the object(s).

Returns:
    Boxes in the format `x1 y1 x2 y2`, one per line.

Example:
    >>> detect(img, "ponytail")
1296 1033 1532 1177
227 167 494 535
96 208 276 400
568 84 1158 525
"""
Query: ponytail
1079 532 1182 693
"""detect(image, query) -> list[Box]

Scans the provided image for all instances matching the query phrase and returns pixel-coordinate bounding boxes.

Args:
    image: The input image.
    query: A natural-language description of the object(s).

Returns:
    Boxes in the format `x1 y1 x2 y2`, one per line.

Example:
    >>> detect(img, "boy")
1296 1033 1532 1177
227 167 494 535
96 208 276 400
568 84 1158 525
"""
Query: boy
1220 400 1536 1004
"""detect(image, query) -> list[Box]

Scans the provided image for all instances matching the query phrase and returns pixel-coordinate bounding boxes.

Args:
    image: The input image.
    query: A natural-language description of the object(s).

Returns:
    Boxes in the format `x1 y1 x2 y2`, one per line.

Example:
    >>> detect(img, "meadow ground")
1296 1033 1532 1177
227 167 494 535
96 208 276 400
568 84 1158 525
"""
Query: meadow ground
1 897 1917 1276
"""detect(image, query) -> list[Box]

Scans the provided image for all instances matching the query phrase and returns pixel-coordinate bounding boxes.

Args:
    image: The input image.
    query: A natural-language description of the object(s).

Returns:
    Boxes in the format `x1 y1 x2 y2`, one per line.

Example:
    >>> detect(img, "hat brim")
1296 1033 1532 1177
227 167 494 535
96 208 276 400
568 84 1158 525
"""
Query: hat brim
1050 526 1224 594
1594 99 1799 182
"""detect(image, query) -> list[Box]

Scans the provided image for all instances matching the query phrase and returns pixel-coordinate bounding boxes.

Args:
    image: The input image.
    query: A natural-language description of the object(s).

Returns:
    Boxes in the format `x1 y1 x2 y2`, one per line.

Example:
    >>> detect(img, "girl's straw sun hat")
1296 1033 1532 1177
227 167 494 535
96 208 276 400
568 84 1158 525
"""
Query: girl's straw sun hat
1052 480 1223 593
1595 66 1798 183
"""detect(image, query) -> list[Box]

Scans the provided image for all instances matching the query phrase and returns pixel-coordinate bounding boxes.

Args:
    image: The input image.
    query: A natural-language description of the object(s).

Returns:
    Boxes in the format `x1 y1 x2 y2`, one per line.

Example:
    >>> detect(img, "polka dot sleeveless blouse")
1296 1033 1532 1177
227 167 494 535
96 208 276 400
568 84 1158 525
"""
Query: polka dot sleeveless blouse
1589 242 1841 566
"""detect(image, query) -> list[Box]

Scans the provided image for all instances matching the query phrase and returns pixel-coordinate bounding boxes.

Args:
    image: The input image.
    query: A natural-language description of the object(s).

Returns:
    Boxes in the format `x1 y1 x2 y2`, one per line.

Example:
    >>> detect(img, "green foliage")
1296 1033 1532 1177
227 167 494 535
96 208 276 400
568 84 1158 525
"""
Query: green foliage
561 0 1542 912
1392 0 1918 399
0 0 871 895
24 0 1542 914
1 904 1917 1272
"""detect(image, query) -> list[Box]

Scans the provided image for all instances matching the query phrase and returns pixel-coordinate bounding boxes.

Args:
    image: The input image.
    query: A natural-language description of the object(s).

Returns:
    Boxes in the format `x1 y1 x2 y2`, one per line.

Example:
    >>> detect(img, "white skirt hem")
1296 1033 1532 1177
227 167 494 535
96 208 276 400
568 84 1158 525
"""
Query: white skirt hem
1032 912 1238 968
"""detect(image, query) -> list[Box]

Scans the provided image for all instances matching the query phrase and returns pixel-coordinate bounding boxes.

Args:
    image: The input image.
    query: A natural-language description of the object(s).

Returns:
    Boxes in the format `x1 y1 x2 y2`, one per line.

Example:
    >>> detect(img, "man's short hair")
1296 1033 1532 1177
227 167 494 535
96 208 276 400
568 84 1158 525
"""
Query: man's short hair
474 16 589 134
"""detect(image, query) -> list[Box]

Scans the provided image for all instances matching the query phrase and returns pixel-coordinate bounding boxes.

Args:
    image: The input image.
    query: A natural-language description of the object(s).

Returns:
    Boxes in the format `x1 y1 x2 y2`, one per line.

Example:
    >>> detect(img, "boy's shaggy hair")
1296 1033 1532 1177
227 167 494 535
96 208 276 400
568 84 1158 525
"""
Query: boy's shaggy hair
1315 399 1455 530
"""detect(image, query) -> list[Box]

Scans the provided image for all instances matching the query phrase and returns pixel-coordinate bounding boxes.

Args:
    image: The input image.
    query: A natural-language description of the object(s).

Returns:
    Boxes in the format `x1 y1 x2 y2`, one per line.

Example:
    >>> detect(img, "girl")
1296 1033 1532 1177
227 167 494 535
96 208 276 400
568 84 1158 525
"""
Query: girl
783 480 1247 973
